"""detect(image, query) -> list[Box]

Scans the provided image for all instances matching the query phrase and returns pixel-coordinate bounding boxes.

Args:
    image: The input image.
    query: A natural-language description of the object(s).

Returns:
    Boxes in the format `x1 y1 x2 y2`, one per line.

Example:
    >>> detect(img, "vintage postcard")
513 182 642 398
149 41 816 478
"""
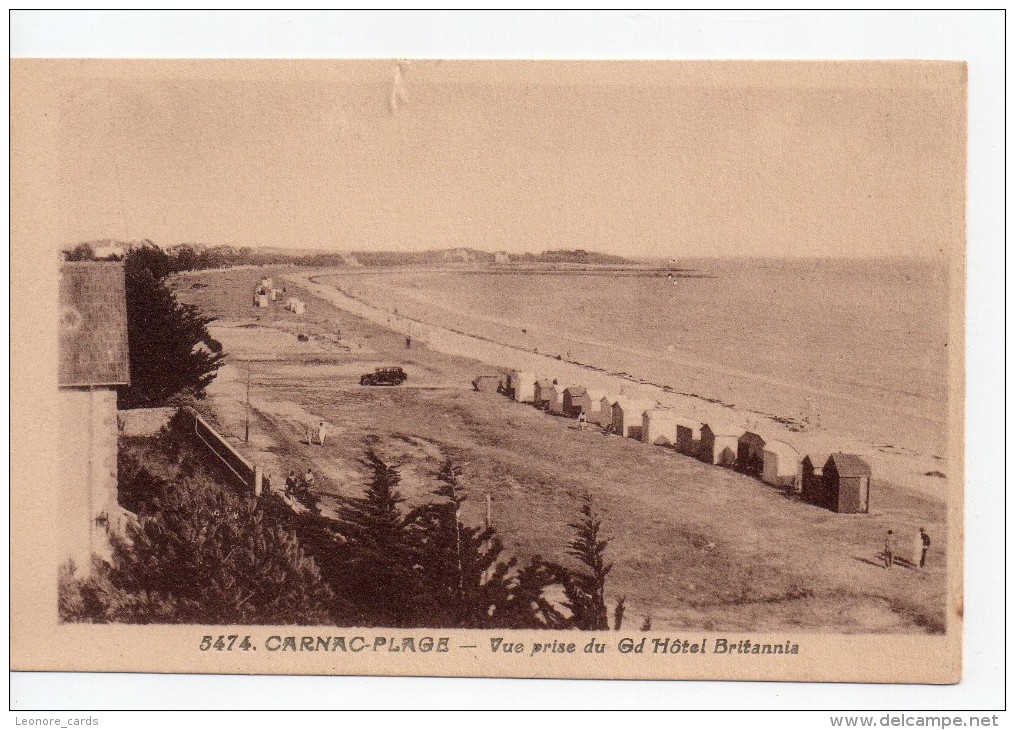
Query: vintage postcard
10 59 965 683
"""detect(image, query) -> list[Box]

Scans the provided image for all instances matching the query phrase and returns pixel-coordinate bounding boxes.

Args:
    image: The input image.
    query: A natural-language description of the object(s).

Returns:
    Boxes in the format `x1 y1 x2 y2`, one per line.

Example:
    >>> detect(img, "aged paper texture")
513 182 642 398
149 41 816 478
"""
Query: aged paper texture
10 59 965 683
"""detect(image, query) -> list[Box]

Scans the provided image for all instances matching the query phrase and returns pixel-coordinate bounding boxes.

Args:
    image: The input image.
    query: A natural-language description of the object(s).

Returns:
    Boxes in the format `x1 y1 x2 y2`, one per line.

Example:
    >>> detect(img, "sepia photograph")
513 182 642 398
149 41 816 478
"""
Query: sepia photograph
12 11 999 703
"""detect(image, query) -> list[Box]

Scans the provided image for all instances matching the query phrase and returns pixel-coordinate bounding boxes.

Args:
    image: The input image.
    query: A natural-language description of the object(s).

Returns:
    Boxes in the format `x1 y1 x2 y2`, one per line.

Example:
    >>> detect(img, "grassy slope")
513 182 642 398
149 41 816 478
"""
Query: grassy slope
176 267 948 634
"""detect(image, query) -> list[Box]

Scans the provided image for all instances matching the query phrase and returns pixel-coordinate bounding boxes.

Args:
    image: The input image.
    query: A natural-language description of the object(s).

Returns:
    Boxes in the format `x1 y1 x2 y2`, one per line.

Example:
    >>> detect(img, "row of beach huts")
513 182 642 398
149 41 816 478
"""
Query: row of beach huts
474 370 872 515
253 277 307 314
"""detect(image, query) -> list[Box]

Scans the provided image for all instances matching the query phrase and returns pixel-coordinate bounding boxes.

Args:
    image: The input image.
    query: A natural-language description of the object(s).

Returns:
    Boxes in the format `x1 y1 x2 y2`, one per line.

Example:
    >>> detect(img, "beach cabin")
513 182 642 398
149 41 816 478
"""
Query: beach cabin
509 370 535 402
674 417 703 457
819 453 872 514
548 384 569 415
593 395 615 427
699 421 741 466
573 389 605 422
642 409 679 446
611 398 651 439
562 386 587 418
800 453 830 502
761 440 803 489
533 380 554 409
737 431 767 477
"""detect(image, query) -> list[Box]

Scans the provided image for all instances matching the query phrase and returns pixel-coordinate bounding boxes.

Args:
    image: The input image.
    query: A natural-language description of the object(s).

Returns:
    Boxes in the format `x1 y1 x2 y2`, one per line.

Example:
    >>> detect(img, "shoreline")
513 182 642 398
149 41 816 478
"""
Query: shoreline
290 269 949 503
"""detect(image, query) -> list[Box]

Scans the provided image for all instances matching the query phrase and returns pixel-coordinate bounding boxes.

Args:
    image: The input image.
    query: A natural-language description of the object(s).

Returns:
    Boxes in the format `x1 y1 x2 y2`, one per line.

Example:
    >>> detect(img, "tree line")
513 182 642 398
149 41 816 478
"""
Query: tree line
61 418 633 629
66 239 356 273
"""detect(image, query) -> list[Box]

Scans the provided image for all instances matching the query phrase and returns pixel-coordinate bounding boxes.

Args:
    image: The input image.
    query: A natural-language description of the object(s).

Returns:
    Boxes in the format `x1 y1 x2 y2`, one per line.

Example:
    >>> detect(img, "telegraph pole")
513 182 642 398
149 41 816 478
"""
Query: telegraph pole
245 360 251 443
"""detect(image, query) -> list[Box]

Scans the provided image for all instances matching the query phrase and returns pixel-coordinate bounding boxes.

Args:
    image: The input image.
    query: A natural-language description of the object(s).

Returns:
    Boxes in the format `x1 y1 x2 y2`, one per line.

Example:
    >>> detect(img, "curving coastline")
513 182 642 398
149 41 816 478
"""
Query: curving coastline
291 269 951 502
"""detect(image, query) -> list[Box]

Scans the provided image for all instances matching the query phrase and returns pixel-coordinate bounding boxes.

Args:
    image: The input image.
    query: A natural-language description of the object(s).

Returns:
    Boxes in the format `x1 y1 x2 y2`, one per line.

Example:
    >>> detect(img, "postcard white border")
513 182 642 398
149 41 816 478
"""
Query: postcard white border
7 9 1005 712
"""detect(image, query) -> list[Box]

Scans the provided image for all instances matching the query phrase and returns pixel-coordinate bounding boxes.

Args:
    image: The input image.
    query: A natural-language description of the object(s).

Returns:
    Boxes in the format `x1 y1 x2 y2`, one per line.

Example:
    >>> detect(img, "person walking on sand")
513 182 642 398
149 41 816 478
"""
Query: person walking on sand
577 410 587 431
883 529 896 569
919 528 931 568
303 469 316 493
285 470 298 498
317 421 328 446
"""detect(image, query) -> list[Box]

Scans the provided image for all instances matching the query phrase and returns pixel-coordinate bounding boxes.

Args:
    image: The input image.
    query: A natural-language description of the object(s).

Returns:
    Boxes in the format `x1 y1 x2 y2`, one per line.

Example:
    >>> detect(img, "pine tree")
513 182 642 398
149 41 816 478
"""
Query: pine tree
545 495 613 630
408 460 566 628
330 450 426 626
119 243 225 408
493 558 569 629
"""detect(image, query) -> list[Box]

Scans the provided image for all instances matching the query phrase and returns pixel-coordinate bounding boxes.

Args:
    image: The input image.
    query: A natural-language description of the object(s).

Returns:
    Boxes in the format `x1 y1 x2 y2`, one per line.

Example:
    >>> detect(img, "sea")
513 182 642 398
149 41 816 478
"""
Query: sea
319 257 954 460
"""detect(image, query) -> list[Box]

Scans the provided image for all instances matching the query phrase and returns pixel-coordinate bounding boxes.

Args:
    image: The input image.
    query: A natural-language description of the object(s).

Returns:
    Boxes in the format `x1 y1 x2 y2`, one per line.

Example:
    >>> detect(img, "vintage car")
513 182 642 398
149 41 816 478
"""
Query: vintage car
360 366 408 386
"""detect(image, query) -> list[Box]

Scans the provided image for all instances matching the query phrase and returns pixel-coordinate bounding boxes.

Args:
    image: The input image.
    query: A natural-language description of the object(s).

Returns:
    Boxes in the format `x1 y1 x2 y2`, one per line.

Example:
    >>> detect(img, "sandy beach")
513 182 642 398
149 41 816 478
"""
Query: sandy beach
292 265 953 502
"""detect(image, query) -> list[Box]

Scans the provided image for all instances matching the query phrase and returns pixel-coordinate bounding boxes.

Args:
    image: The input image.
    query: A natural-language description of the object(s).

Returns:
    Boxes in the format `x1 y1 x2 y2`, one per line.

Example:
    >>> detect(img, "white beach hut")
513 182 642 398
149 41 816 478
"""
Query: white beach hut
761 440 803 488
593 395 615 427
642 409 680 446
576 389 606 421
699 419 743 466
510 370 535 403
611 398 654 439
548 384 569 415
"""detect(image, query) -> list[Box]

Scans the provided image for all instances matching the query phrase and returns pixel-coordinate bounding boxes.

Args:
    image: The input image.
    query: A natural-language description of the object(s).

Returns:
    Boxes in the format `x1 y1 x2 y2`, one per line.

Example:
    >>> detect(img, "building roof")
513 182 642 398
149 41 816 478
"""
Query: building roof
614 397 653 413
59 262 130 387
564 386 586 397
739 431 767 445
535 379 554 388
827 453 871 477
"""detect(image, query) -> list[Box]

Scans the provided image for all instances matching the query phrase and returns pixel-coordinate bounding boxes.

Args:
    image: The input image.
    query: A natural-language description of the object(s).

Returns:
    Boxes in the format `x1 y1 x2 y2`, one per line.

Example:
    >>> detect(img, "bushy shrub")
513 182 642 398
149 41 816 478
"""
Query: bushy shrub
110 476 333 624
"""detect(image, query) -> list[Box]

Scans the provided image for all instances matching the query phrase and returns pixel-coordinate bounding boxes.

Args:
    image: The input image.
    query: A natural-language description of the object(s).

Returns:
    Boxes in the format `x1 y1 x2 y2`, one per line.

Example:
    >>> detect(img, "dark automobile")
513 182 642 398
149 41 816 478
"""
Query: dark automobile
360 366 408 386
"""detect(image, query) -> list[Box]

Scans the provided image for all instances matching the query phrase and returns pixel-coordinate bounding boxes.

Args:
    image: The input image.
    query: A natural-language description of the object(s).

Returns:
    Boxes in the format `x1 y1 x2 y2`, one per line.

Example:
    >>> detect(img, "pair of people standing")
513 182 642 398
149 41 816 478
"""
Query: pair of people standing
883 528 931 569
306 421 328 446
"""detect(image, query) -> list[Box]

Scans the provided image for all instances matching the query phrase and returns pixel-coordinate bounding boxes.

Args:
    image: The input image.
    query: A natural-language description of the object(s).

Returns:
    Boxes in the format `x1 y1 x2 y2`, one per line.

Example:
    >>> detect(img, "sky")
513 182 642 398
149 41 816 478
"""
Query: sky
46 60 965 258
